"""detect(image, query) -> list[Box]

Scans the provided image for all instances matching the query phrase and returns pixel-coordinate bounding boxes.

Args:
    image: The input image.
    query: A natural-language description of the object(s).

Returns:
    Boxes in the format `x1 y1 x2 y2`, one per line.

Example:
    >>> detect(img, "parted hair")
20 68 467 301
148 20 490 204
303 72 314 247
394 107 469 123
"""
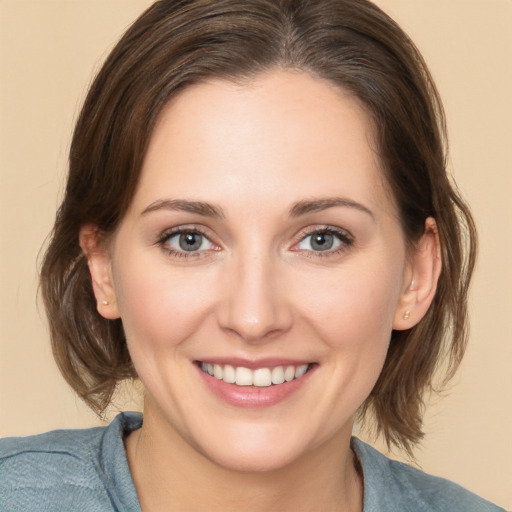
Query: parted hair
40 0 476 455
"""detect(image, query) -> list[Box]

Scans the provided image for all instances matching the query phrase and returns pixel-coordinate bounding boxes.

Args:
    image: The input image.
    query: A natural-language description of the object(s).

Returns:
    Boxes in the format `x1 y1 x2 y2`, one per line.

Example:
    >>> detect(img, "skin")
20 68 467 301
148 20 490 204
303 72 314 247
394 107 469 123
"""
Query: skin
81 70 441 512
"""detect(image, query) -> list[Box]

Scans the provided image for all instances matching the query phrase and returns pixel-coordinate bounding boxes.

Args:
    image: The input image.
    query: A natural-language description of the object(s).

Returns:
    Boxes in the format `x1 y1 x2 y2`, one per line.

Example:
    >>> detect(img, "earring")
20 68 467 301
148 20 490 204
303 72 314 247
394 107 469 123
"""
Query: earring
403 310 410 320
101 300 109 306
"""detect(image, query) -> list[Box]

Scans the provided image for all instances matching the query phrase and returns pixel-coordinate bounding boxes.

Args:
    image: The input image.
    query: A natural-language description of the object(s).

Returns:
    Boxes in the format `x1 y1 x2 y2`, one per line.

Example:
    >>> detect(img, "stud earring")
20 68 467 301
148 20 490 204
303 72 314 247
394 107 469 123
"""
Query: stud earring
101 300 109 306
403 310 410 320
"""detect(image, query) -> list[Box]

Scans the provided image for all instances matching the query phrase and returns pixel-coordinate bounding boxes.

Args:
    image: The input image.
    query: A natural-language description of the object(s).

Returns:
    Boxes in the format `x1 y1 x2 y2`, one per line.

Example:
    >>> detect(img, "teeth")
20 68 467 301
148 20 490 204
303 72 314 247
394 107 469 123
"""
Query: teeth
213 364 223 379
235 367 253 386
295 364 308 378
223 364 236 384
271 366 285 385
200 362 310 387
253 368 272 387
284 366 295 382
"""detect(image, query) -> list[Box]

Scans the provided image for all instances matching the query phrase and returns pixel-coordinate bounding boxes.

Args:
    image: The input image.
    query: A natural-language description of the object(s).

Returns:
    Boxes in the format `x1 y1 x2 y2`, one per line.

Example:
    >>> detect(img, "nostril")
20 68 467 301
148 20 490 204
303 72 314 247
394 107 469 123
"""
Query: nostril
221 324 289 344
215 264 294 341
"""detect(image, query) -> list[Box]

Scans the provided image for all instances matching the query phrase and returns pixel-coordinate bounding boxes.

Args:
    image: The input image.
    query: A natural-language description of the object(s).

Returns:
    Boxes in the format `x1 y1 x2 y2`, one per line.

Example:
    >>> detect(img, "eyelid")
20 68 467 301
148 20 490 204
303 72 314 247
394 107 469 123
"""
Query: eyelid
156 225 221 258
290 225 354 254
157 224 209 243
155 223 354 259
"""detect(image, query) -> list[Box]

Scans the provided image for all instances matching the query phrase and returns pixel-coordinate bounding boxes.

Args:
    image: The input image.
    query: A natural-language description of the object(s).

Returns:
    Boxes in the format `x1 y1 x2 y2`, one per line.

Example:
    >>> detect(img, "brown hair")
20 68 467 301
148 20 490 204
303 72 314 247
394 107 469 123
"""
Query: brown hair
40 0 476 455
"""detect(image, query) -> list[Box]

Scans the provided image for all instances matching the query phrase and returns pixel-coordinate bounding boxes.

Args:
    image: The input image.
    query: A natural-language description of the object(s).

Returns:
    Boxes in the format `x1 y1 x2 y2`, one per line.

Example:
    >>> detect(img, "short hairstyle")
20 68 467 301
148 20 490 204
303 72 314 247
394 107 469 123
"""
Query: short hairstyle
40 0 476 455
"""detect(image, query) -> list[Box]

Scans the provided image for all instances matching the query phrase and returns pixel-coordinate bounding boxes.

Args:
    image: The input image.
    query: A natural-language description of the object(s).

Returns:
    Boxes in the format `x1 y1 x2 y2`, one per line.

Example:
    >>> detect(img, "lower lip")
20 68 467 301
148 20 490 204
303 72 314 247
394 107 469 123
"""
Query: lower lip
195 364 316 408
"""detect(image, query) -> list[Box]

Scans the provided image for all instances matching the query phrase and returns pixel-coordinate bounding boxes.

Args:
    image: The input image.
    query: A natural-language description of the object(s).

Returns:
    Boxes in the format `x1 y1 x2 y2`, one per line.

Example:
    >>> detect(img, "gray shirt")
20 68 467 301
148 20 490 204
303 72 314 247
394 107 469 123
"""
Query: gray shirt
0 412 505 511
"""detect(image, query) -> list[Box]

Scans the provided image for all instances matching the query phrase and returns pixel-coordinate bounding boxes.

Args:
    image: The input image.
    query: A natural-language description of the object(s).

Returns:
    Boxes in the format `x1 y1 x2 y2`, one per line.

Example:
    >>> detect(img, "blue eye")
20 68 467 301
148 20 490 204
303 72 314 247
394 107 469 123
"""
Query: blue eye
296 229 350 252
163 230 214 253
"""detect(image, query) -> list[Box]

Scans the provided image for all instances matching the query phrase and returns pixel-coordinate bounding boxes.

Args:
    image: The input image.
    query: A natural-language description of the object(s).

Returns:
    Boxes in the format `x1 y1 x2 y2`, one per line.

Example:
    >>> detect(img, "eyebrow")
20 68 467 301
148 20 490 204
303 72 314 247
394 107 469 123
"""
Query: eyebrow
289 197 374 219
141 196 373 220
141 199 225 218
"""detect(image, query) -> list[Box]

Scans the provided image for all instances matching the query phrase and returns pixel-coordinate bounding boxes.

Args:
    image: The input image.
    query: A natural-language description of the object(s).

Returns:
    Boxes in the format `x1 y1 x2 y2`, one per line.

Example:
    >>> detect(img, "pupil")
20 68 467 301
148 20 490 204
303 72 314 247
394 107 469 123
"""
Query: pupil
312 232 333 251
179 233 202 251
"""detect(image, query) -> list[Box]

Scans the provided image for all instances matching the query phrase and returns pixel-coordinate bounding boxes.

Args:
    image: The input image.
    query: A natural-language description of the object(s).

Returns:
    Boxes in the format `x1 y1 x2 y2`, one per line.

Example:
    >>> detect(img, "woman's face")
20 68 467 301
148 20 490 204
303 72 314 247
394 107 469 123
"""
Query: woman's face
101 71 416 471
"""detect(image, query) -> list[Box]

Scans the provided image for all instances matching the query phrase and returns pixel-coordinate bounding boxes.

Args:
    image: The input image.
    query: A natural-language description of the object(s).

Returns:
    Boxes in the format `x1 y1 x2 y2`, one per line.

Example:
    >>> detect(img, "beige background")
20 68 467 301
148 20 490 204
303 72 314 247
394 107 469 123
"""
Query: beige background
0 0 510 508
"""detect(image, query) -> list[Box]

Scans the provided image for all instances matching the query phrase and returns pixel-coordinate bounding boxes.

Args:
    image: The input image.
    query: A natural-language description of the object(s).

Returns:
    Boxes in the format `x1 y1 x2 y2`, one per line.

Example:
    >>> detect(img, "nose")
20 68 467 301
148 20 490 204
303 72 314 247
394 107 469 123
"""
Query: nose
217 251 293 343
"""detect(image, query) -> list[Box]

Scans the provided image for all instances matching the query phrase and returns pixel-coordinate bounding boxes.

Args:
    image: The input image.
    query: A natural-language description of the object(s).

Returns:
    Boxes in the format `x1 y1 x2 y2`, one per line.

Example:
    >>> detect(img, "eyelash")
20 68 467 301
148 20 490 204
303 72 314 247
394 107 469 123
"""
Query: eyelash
157 227 218 259
156 225 354 260
293 226 354 258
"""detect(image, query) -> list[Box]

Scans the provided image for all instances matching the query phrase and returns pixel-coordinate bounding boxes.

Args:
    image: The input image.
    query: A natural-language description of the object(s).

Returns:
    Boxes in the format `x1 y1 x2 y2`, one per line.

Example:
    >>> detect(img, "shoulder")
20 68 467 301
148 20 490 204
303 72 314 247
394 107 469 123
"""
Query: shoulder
352 438 506 512
0 412 142 512
0 422 106 482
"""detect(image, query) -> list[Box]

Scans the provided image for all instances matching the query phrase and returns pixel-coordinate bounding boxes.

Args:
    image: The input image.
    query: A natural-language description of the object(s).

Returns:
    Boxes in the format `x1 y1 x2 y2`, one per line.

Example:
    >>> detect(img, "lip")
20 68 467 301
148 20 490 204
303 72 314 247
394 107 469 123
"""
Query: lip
194 360 317 408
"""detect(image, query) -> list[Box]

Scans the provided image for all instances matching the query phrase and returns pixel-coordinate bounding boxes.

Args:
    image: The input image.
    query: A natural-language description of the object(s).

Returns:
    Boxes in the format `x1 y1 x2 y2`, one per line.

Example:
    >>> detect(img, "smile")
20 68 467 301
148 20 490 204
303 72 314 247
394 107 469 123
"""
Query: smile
199 362 311 387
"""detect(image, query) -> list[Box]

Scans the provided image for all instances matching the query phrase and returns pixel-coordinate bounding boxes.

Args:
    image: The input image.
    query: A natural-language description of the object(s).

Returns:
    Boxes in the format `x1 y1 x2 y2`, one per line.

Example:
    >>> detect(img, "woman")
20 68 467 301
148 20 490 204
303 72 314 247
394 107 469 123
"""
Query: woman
0 0 506 510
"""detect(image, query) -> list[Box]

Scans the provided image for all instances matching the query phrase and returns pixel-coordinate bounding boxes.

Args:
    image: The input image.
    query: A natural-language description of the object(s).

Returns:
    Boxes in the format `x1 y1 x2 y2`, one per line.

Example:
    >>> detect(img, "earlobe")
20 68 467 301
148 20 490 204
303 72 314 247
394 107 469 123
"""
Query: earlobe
393 217 442 330
79 224 121 320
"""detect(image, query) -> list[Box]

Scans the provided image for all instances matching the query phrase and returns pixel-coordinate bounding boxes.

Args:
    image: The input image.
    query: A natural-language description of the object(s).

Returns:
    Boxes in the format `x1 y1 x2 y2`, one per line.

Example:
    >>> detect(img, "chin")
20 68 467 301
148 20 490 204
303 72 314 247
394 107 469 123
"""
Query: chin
198 434 309 473
186 416 344 474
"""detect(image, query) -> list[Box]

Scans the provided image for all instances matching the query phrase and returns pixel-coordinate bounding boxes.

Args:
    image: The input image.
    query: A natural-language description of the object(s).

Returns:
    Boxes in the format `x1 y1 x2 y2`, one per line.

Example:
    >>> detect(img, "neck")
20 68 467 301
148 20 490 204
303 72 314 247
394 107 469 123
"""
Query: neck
125 405 363 512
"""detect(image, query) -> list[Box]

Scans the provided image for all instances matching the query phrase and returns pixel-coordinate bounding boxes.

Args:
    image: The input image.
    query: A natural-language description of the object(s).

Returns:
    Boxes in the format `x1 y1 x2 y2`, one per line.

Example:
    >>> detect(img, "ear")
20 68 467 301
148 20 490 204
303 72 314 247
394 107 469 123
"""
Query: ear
79 224 121 320
393 217 442 330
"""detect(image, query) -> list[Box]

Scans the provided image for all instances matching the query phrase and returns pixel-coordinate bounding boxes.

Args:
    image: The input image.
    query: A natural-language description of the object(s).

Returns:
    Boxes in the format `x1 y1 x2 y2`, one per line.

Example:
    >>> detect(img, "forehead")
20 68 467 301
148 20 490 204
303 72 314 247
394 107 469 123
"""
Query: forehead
132 70 395 218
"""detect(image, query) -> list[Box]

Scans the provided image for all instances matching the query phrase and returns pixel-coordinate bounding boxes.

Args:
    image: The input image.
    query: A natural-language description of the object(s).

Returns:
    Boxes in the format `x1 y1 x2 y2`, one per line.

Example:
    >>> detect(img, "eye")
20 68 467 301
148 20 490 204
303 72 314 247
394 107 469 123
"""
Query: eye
295 228 352 253
171 232 208 252
159 228 217 256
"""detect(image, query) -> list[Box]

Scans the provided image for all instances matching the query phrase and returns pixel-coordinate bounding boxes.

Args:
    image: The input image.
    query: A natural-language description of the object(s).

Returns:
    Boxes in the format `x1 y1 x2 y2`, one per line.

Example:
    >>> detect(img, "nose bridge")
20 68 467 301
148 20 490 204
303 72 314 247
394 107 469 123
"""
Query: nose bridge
219 243 291 342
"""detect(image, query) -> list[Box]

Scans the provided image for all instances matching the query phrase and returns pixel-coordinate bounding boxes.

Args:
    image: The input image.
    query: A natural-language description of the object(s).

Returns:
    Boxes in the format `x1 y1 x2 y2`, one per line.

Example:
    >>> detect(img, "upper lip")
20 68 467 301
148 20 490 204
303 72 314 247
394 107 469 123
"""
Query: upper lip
195 357 314 370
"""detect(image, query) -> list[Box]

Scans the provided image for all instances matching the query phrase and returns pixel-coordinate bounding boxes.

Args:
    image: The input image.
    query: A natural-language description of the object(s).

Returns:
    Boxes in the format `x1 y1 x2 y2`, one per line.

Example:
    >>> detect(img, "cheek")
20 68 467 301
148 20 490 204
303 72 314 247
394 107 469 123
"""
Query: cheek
292 260 403 346
290 259 403 404
293 261 404 412
111 255 216 354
